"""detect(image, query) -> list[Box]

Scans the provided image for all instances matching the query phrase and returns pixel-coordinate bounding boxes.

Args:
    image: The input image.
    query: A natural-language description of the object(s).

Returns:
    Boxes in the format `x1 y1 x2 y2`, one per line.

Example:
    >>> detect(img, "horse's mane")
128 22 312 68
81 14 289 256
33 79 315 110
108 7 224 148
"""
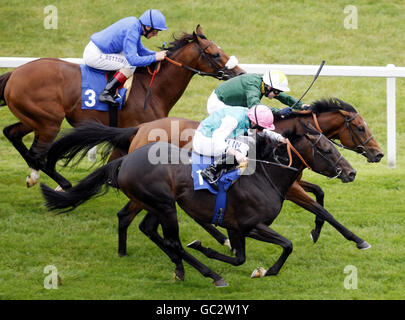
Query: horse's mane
273 97 357 121
165 32 207 54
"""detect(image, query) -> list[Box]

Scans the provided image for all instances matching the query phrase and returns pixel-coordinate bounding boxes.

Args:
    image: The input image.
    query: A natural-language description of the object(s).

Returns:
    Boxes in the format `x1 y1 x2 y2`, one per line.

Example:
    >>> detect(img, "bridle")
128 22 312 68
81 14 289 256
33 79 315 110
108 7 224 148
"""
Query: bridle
305 133 344 179
143 38 235 109
307 110 374 157
163 40 233 80
257 131 344 200
331 113 374 157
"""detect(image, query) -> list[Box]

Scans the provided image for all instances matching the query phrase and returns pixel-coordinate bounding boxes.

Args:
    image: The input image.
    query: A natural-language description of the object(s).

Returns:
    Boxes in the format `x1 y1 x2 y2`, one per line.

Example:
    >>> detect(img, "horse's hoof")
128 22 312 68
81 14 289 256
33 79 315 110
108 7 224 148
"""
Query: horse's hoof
54 185 64 192
118 253 129 257
223 239 232 250
187 240 201 250
251 267 266 278
173 268 185 282
213 278 228 287
26 176 37 188
310 230 320 243
357 241 371 250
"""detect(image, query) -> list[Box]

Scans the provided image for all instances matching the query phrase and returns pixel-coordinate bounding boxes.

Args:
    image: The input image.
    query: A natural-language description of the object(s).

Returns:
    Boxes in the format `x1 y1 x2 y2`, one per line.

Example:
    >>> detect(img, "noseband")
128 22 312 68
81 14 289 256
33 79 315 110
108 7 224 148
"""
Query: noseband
306 133 344 179
308 110 375 158
331 113 374 157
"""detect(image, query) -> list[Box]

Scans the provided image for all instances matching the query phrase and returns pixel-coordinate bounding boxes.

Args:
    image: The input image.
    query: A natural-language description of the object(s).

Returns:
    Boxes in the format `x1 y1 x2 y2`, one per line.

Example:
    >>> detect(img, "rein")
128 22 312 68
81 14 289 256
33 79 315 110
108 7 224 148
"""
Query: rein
143 41 229 110
293 109 374 157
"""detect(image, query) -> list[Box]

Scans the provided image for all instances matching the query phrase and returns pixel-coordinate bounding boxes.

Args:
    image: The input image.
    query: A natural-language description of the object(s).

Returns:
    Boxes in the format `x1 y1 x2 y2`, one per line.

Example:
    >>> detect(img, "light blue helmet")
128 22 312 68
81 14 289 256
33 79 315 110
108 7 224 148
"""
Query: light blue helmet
139 9 168 31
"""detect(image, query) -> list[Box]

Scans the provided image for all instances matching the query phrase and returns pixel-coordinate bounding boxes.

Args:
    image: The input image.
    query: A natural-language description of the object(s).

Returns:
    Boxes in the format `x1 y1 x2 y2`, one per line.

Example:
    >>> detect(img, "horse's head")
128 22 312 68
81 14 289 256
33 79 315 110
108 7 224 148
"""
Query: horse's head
311 98 384 163
298 125 357 183
258 123 356 183
167 25 245 80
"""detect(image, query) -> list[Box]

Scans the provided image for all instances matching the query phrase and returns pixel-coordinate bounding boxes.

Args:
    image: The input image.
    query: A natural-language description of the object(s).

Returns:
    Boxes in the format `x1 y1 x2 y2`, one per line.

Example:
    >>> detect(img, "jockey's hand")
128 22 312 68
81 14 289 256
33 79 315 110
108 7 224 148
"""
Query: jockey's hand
227 148 247 164
278 136 288 144
155 50 167 61
277 107 292 117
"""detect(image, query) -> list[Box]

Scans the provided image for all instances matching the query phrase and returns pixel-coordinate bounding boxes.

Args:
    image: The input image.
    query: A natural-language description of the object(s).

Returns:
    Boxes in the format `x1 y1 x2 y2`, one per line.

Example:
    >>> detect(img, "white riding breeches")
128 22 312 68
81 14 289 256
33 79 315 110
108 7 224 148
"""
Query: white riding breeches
206 90 240 114
193 130 250 158
83 41 136 74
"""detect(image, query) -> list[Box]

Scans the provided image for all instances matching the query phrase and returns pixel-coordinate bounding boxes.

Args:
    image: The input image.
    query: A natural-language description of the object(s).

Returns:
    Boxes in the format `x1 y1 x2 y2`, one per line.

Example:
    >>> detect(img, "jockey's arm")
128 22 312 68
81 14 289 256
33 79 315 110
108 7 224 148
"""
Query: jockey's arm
123 33 157 66
262 129 287 144
275 92 305 110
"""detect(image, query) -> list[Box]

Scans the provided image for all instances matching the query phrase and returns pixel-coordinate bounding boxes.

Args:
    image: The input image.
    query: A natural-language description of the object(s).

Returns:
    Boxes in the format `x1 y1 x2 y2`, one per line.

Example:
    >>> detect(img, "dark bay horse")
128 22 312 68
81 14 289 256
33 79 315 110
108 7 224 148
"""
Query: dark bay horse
0 25 244 189
41 128 369 286
45 97 382 255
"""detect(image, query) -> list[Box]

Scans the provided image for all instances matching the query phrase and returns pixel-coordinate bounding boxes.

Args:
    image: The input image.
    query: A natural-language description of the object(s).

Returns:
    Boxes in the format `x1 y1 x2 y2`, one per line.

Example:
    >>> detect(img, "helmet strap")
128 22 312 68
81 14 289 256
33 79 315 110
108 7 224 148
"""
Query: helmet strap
142 10 155 37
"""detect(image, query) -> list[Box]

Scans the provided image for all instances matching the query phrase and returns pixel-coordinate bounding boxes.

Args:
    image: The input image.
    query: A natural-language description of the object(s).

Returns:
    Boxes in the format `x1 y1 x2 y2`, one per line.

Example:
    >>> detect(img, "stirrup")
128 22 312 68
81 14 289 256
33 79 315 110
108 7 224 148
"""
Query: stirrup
99 92 120 107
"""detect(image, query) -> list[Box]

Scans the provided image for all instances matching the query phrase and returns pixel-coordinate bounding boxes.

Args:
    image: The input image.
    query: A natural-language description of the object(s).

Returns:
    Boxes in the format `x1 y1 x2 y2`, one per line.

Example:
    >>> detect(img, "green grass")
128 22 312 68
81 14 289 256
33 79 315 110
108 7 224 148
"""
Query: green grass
1 0 405 300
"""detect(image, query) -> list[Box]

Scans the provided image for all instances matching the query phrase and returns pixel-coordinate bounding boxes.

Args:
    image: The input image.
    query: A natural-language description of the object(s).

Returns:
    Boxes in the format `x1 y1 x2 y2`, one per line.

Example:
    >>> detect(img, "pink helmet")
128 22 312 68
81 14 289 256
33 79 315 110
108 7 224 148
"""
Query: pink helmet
247 105 275 130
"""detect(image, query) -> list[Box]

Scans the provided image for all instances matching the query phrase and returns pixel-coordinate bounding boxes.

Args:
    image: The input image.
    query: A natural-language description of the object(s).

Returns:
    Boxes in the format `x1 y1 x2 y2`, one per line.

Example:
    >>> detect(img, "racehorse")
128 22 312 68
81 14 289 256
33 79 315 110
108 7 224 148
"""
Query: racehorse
45 97 383 255
41 126 368 286
0 25 244 189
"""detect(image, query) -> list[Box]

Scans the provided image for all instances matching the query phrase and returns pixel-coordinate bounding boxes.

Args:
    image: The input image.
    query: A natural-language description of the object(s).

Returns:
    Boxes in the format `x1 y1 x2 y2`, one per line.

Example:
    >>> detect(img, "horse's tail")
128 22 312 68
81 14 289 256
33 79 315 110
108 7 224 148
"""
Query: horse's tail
46 121 139 171
41 157 124 213
0 72 12 106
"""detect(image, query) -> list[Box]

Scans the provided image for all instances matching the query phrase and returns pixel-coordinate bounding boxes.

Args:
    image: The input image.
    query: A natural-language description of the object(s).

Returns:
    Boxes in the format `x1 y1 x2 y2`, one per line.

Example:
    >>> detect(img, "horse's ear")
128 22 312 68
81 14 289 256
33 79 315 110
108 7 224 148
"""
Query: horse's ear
196 24 203 35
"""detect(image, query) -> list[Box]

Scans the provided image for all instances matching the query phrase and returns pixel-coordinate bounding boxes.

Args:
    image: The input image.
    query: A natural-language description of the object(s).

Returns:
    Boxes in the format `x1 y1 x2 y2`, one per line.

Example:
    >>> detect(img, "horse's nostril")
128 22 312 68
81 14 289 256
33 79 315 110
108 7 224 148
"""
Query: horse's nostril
376 153 384 161
349 170 357 179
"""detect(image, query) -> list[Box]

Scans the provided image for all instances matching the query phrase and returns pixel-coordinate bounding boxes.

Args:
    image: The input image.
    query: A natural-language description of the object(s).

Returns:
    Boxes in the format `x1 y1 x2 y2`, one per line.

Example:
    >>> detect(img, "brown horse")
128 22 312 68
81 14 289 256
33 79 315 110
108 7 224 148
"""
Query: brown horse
45 97 383 256
0 25 244 189
41 128 368 286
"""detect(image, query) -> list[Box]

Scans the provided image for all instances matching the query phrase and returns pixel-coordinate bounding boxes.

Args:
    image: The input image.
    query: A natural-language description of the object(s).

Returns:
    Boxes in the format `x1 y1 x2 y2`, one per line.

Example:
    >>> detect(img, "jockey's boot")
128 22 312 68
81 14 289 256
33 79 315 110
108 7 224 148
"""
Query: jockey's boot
98 71 128 107
201 153 237 190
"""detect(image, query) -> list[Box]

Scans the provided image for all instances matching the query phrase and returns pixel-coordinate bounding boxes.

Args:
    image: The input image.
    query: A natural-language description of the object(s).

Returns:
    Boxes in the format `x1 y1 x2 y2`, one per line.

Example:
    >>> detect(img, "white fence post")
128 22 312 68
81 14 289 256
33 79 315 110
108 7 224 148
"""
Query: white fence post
386 64 396 169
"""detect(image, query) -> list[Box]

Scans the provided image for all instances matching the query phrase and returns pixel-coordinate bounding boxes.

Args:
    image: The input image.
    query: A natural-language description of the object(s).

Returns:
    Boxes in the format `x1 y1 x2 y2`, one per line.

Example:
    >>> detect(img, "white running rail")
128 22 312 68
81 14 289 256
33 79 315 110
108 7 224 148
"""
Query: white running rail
2 57 404 168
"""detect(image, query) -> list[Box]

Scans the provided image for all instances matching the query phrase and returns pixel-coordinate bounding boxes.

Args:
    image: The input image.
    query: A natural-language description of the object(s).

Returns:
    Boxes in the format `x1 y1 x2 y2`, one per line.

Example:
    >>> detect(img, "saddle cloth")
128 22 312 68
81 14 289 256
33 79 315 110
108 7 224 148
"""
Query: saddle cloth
191 152 241 225
80 65 129 111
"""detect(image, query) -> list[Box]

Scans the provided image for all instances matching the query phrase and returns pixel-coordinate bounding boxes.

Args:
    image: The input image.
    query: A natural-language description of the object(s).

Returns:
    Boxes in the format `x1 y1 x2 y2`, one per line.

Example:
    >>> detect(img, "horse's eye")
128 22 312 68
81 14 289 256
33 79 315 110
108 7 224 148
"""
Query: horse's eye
212 53 220 59
358 126 365 132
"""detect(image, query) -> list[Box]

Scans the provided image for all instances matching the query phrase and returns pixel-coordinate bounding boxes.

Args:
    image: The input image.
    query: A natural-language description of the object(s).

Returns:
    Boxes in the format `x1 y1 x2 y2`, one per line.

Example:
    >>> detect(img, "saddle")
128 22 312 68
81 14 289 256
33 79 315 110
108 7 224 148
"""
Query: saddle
80 65 133 127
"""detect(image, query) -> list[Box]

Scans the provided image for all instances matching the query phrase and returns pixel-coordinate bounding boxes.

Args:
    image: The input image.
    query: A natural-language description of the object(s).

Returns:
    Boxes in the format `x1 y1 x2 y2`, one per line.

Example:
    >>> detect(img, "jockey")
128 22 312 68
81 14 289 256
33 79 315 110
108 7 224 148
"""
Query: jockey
206 69 309 117
193 105 287 189
83 9 168 107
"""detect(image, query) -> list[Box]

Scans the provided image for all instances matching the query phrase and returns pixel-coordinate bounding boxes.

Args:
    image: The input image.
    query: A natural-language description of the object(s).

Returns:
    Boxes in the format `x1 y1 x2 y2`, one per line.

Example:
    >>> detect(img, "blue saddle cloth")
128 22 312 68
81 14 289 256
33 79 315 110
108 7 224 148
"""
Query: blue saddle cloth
191 152 241 225
80 65 127 111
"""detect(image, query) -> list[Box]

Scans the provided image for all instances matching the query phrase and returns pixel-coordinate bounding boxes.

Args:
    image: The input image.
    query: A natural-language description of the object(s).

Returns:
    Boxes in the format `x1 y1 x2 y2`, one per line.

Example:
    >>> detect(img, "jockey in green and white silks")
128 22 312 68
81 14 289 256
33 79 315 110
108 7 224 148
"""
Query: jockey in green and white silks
206 70 309 117
193 105 287 189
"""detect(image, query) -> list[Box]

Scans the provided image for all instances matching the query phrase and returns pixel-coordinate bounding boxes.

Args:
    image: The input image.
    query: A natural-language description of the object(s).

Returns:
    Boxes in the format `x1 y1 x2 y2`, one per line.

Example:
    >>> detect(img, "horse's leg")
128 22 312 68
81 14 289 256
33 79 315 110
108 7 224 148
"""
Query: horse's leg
296 180 326 243
139 212 185 281
286 181 325 243
26 133 72 189
3 121 71 189
187 230 245 266
248 223 293 277
193 220 231 249
298 180 325 206
117 201 143 257
144 207 227 287
3 122 34 168
288 189 370 249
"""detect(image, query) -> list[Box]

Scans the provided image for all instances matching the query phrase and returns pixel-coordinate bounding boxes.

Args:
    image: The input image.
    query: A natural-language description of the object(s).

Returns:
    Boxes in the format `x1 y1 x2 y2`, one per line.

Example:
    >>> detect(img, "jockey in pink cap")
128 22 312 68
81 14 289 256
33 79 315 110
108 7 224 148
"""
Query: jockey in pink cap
193 105 286 189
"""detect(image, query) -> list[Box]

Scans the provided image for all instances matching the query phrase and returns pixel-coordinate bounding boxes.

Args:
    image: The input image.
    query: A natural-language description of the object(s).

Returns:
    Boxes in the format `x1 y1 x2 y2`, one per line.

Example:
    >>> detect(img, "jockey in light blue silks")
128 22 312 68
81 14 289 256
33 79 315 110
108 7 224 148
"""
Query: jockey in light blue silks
83 9 168 106
193 105 287 189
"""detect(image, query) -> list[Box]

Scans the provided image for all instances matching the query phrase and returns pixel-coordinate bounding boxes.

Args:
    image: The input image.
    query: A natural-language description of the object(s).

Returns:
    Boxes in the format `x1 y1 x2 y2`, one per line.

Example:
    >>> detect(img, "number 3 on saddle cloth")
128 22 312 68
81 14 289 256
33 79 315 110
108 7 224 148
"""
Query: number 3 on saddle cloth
80 65 128 111
191 152 242 226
